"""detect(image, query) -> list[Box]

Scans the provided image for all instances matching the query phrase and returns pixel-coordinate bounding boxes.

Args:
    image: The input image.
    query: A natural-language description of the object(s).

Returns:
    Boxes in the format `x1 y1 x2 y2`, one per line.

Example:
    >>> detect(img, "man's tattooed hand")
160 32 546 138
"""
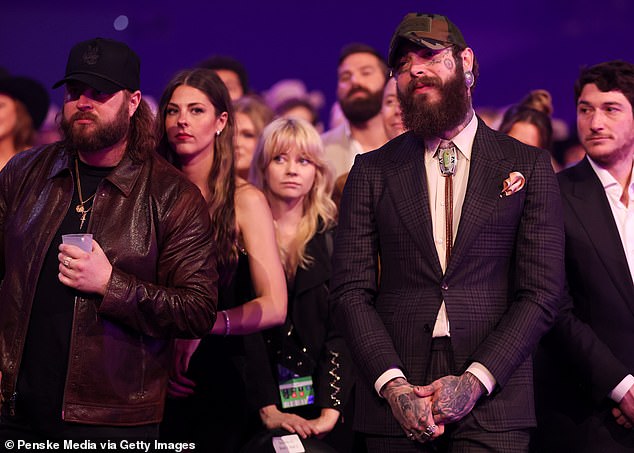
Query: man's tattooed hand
381 377 444 443
414 372 486 424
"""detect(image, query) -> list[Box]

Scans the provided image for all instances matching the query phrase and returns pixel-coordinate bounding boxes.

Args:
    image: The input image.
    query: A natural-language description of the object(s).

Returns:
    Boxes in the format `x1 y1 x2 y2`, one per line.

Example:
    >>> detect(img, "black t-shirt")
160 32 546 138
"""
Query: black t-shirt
16 159 111 433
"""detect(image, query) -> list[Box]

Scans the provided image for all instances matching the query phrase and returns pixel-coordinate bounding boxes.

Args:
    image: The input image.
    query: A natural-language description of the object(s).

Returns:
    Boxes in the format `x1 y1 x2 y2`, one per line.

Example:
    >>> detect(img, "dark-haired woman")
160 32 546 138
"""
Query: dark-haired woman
156 68 287 452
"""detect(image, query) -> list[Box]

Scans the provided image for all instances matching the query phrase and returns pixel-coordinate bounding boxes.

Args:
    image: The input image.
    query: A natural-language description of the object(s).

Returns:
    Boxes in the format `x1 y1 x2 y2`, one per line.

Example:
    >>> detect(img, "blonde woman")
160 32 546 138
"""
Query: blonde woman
248 118 354 451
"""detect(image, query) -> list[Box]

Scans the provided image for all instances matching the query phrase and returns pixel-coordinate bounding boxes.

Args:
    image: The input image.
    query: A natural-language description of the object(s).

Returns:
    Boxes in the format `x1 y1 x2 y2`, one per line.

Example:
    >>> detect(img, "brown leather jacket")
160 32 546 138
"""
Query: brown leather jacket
0 144 218 426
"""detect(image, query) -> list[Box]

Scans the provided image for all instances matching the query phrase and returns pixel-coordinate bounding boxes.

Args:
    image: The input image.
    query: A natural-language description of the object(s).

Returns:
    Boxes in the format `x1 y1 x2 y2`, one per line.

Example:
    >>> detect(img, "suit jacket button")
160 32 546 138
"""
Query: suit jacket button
424 324 431 333
441 282 449 290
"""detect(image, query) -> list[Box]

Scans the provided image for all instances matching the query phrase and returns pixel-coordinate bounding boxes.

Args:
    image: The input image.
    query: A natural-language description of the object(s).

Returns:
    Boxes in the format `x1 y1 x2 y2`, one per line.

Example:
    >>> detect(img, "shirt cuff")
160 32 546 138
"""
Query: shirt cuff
609 374 634 403
467 362 496 395
375 368 406 397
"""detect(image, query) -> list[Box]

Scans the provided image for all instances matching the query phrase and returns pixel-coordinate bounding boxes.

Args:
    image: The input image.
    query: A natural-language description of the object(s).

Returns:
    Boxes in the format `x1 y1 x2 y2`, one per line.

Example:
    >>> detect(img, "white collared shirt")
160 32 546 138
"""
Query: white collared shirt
424 112 478 337
587 157 634 402
587 158 634 284
344 121 364 151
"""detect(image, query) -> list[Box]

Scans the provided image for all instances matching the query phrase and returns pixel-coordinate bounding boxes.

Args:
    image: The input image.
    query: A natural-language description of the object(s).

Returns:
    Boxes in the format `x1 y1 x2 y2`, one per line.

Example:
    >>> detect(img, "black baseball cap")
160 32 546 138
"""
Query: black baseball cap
53 37 140 94
388 13 467 68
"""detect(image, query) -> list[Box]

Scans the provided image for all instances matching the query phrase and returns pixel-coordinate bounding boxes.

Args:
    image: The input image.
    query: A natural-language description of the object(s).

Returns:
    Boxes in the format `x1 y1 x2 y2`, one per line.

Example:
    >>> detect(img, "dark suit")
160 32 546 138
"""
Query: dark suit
533 157 634 452
330 120 565 445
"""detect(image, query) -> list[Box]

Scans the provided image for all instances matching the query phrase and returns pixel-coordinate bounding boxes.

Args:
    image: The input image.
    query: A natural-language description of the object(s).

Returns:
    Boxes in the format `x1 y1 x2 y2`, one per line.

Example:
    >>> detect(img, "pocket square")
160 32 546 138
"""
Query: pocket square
500 172 525 197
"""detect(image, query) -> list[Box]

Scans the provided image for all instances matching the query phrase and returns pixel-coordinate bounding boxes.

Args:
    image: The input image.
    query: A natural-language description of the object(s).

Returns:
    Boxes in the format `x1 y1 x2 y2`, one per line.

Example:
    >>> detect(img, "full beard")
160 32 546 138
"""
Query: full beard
61 101 130 153
398 71 470 140
339 86 383 124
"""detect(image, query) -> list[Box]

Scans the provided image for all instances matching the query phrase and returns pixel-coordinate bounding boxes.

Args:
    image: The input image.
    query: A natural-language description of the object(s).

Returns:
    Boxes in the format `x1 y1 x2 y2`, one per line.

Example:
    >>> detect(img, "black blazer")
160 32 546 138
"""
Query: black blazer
248 229 353 414
533 157 634 451
330 120 565 436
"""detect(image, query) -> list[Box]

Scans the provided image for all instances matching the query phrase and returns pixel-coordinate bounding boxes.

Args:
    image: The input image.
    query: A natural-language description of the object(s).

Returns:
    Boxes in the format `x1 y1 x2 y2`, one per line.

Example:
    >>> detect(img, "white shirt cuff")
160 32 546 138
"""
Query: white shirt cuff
467 362 496 395
375 368 406 397
609 374 634 403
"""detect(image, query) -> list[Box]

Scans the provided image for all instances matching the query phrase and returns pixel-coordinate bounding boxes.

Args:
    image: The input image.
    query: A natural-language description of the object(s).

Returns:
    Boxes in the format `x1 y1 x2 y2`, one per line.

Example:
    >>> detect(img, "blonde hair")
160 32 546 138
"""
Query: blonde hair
250 118 336 277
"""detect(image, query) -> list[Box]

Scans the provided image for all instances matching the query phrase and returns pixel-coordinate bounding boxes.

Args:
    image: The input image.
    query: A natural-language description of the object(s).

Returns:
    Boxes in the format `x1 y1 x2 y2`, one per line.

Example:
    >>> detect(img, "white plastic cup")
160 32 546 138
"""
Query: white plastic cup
62 234 93 252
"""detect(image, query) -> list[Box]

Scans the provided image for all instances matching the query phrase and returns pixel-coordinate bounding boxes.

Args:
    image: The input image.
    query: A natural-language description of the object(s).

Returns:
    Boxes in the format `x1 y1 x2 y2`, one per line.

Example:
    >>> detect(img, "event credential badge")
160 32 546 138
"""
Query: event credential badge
277 364 315 409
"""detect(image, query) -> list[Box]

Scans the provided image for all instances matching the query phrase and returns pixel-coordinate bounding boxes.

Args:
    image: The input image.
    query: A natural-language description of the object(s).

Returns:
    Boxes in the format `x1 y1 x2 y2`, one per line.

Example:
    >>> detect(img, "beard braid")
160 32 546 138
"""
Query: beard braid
398 70 470 140
339 86 384 124
61 98 130 154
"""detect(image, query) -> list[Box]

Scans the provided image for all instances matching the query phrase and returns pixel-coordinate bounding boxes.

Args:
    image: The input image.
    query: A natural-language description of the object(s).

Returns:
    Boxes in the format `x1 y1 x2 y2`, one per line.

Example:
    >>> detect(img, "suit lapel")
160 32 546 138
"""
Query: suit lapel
446 121 514 276
293 233 330 297
385 133 442 276
567 159 634 309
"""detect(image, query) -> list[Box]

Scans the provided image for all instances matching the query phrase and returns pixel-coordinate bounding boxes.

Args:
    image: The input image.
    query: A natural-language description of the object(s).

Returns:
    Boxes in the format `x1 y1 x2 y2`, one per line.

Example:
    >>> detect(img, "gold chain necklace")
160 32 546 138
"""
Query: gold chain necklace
74 158 96 230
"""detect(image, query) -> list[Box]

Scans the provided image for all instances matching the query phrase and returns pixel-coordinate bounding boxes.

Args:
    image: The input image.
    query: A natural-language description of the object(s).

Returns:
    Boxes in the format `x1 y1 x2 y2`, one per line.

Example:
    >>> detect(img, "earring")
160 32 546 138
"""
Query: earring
215 130 221 136
464 71 474 88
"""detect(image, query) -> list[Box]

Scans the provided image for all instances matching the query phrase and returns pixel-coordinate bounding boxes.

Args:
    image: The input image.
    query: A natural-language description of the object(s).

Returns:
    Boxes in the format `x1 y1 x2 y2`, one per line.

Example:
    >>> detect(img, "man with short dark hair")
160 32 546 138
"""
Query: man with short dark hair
322 43 389 178
0 37 217 441
197 54 249 101
533 60 634 452
330 13 564 451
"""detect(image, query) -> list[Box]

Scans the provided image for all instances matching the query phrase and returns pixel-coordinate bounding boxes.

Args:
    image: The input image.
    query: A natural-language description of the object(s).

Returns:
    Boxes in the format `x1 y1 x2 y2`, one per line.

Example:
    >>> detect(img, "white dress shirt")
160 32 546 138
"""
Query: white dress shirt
587 157 634 402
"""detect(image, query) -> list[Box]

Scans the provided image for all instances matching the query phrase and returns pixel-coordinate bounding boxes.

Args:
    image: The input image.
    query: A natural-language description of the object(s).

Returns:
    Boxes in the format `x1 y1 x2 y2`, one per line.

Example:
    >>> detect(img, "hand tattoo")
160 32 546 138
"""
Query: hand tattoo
382 378 436 442
384 378 423 421
429 373 484 424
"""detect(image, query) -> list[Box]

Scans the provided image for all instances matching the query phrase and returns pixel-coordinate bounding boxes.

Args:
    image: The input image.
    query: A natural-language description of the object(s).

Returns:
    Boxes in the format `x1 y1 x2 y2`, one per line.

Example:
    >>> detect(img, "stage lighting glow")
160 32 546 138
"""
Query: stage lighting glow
113 15 129 31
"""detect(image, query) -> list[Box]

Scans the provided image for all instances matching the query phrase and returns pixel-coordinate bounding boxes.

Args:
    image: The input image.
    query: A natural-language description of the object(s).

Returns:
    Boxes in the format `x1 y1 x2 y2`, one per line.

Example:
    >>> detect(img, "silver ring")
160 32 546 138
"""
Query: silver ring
63 257 71 268
407 432 415 440
424 424 438 437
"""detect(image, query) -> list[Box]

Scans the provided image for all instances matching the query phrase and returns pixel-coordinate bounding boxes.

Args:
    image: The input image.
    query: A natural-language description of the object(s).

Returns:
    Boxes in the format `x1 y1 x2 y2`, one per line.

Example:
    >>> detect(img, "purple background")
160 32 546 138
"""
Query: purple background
2 0 633 129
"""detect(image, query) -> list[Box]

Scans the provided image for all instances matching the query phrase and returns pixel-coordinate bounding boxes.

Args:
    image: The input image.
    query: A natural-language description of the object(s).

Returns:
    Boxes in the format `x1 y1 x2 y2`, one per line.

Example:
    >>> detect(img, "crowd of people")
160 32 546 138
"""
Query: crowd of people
0 10 633 453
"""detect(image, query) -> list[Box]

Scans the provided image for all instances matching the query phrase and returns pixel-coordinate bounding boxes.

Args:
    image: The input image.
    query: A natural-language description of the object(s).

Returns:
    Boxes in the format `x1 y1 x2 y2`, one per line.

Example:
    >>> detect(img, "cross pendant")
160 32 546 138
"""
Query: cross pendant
80 211 87 230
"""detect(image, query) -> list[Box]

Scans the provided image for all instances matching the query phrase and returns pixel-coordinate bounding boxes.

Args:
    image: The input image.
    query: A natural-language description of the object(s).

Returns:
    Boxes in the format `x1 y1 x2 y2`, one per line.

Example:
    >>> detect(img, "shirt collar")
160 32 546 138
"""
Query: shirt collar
425 110 478 160
587 156 634 192
343 120 352 139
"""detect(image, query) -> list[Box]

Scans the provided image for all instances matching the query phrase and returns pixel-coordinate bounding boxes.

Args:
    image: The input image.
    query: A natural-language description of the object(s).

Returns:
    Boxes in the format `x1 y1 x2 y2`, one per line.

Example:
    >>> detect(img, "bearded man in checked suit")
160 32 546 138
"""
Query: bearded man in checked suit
330 13 565 452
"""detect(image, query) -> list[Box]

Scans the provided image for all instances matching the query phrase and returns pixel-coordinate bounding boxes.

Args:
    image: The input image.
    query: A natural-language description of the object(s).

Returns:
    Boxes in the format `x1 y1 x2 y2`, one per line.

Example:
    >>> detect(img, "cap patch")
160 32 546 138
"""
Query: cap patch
82 44 100 65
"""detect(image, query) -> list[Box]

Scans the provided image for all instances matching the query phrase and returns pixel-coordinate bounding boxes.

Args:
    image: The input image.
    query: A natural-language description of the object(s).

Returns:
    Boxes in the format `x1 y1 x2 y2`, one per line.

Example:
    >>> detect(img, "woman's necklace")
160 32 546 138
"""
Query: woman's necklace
74 158 96 230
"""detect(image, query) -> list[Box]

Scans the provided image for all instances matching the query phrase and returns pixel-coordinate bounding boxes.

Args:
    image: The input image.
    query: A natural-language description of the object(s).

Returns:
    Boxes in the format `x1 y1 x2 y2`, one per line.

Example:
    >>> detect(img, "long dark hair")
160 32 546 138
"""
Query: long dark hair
126 97 157 162
156 68 238 284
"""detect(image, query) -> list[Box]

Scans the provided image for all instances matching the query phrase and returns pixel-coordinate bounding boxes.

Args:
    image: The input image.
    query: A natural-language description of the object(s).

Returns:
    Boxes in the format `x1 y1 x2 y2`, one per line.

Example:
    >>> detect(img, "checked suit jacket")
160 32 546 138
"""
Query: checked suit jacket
330 118 565 436
533 157 634 451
